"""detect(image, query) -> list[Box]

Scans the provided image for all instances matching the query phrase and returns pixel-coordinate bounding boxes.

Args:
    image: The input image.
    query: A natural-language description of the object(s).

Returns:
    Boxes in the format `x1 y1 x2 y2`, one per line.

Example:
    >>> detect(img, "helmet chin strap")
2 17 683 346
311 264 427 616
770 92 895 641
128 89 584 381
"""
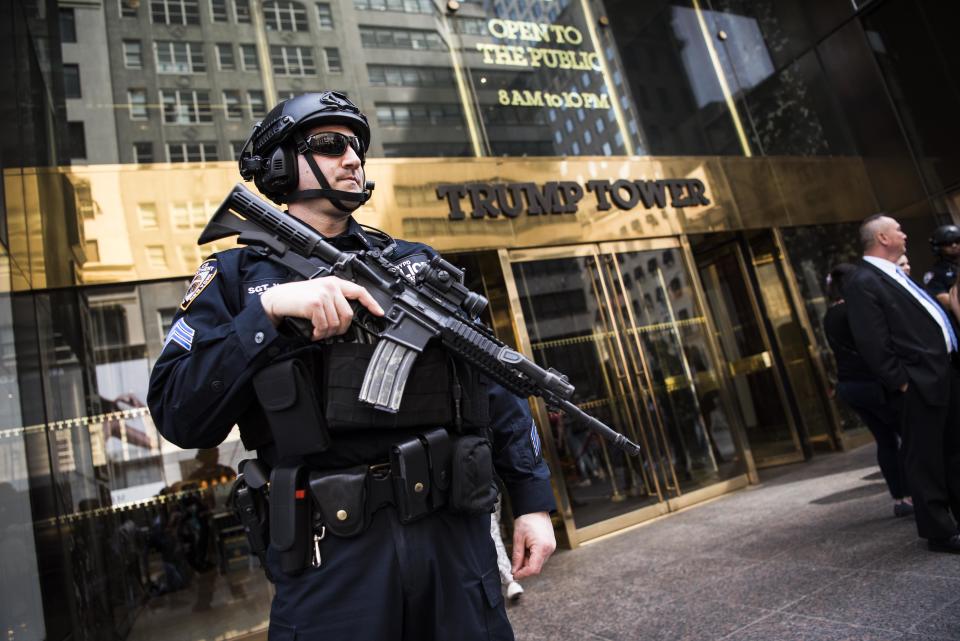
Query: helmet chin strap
283 133 373 212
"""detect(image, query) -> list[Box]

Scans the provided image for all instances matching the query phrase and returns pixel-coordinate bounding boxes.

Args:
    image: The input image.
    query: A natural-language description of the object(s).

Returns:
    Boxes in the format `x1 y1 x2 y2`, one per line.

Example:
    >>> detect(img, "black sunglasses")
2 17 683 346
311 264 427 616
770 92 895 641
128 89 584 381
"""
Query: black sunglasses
303 132 364 160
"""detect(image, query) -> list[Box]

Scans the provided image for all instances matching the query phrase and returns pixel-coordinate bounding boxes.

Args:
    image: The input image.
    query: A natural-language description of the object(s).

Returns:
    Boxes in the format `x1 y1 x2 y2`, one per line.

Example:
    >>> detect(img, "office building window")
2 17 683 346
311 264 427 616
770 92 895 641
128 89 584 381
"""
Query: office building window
160 90 213 124
138 203 160 228
60 8 77 42
248 90 266 118
264 1 308 31
354 0 432 14
367 64 454 87
167 142 219 162
119 0 138 17
155 41 206 73
68 122 87 159
358 26 446 51
324 47 341 73
270 45 315 76
150 0 200 24
210 0 228 21
234 0 251 22
85 240 100 262
123 40 143 69
170 201 211 228
223 90 243 119
375 103 463 126
216 43 235 70
230 140 247 160
240 44 259 71
316 3 333 28
133 142 154 163
128 89 149 120
452 16 486 35
145 246 169 269
63 64 81 98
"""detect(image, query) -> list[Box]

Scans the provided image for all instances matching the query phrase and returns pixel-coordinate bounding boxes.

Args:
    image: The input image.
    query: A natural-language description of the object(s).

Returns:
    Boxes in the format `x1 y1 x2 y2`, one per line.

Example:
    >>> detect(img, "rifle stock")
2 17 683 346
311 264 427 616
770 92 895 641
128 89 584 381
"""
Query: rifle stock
202 184 642 457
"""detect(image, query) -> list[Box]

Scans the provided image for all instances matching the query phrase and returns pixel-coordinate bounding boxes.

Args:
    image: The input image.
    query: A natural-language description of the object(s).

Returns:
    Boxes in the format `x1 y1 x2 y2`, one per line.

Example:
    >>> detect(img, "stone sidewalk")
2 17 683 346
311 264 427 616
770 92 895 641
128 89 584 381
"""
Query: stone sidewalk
507 445 960 641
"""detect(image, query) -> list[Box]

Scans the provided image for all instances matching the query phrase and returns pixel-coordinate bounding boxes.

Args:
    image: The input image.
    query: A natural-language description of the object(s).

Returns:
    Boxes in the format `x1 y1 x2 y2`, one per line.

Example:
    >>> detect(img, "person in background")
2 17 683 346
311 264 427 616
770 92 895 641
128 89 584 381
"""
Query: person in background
823 263 912 517
897 254 911 277
923 224 960 309
846 214 960 553
490 494 524 602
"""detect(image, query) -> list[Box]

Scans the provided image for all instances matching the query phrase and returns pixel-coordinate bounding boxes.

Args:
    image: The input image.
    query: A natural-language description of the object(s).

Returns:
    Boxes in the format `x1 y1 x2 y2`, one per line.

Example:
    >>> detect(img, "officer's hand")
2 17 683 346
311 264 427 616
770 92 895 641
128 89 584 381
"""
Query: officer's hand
260 277 384 340
511 511 556 580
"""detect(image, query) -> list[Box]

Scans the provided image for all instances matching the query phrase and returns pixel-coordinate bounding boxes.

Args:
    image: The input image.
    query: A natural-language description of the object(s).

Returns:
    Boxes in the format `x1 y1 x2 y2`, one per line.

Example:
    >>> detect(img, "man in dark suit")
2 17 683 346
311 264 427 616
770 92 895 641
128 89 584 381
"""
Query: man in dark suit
846 214 960 553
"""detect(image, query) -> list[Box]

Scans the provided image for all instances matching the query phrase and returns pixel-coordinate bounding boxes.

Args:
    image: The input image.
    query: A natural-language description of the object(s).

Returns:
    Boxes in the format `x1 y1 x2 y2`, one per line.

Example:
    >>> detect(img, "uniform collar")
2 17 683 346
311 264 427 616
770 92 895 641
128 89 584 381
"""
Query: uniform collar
326 216 374 251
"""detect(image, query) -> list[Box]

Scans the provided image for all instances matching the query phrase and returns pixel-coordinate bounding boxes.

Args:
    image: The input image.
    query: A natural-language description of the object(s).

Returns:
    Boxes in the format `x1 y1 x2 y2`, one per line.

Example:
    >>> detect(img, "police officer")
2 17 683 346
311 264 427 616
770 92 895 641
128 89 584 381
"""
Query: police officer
923 224 960 309
147 92 556 640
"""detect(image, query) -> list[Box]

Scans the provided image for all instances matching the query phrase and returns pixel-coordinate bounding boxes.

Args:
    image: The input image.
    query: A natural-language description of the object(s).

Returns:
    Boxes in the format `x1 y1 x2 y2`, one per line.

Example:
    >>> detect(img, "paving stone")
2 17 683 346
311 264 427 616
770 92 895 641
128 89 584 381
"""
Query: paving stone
785 571 960 632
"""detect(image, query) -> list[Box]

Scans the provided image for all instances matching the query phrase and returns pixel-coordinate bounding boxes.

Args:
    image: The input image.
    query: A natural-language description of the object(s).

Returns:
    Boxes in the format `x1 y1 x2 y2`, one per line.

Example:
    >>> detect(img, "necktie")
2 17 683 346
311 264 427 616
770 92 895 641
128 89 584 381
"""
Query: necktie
896 267 958 352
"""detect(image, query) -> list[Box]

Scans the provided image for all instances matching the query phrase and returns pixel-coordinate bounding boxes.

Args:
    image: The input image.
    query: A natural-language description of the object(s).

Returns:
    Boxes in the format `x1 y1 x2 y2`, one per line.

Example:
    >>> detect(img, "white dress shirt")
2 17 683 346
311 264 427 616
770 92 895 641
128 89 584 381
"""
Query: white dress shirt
863 255 955 352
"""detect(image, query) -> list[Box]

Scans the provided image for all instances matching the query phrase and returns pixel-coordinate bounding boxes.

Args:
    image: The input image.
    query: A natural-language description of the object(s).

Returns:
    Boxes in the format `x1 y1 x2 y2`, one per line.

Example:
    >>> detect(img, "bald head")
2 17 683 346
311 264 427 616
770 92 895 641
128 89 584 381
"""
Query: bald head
860 214 907 261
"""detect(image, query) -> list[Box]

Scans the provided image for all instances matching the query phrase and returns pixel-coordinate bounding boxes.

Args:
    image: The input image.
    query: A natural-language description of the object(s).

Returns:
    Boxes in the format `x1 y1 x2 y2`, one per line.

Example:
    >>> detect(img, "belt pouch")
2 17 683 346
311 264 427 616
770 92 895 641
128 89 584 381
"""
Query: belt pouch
421 429 451 511
308 466 368 538
390 437 432 523
269 464 310 575
253 358 330 459
449 436 498 514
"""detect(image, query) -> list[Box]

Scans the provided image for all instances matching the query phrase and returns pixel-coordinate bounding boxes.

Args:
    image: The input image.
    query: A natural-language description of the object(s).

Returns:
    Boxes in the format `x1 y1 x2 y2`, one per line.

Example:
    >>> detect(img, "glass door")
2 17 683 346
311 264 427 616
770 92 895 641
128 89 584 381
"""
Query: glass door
506 240 748 539
746 230 839 450
694 238 806 466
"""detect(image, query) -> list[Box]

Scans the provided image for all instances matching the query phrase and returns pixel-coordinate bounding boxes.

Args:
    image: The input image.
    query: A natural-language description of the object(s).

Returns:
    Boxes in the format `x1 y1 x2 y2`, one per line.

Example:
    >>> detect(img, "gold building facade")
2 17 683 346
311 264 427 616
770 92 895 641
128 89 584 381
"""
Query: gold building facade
3 0 960 639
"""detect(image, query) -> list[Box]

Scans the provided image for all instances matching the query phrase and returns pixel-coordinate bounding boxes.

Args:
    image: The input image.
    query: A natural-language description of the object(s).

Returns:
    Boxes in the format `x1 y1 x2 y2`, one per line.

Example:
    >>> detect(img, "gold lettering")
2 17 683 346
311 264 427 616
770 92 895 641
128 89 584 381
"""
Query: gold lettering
476 43 529 67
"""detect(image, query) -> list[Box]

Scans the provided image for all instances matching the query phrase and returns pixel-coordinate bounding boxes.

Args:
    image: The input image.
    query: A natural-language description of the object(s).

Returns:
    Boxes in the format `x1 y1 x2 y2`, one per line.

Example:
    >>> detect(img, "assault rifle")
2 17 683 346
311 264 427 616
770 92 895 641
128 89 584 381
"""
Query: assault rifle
199 183 641 456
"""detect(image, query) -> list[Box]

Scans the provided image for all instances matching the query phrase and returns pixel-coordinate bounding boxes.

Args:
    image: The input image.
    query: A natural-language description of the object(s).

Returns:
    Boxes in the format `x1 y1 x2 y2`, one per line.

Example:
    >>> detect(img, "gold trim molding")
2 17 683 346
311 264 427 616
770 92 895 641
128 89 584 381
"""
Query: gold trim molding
4 155 876 290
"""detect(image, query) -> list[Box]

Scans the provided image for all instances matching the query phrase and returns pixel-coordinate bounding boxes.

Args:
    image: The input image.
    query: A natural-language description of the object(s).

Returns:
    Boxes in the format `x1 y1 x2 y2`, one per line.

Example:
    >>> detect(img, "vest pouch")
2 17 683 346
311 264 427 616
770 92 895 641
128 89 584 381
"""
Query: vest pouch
253 358 330 460
323 343 454 430
308 466 368 538
449 435 498 514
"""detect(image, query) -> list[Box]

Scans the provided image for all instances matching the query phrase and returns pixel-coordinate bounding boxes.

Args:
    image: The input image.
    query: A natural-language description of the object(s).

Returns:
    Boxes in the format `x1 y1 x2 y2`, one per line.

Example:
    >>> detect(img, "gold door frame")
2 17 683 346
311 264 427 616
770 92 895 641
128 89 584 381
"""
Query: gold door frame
769 228 861 451
694 236 806 468
500 237 751 546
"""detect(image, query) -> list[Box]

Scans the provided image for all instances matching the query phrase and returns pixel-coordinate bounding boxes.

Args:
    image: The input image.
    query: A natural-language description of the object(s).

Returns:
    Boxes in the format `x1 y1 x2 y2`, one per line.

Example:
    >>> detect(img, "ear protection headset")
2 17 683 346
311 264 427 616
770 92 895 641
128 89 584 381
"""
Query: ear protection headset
238 92 375 212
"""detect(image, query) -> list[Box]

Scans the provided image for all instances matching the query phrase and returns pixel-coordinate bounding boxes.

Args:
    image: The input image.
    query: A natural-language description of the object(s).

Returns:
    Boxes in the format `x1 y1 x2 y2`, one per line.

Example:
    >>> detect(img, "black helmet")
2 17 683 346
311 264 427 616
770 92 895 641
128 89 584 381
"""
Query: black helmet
238 91 373 210
930 224 960 249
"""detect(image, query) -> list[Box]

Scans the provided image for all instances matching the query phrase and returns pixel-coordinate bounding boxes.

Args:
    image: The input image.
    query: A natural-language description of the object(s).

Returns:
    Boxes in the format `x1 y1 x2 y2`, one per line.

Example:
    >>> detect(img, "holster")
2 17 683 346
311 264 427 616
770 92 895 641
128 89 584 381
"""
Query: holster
232 459 272 580
253 358 331 459
269 463 311 576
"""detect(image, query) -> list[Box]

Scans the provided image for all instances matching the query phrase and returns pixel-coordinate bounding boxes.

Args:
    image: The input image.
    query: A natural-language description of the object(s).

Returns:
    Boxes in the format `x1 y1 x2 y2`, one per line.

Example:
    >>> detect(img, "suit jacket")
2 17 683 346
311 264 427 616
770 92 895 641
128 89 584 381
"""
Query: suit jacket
845 259 954 407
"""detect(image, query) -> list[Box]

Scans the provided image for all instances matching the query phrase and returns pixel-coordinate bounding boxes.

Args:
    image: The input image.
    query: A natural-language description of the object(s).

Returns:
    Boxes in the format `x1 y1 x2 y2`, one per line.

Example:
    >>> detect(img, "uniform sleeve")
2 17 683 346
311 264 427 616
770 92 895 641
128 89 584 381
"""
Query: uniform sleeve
924 266 952 297
487 383 556 516
147 256 295 449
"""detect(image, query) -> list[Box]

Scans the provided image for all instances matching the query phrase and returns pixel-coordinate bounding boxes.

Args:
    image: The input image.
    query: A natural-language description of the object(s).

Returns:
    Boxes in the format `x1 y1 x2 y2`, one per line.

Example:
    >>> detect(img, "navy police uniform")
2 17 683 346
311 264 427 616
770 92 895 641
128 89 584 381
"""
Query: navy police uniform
147 218 555 640
923 258 958 303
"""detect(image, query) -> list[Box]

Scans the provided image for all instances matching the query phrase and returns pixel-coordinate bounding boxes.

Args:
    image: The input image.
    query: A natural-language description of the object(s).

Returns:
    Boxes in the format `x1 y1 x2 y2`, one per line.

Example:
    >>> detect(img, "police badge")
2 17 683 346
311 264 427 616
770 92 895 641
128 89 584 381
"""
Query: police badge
180 258 218 310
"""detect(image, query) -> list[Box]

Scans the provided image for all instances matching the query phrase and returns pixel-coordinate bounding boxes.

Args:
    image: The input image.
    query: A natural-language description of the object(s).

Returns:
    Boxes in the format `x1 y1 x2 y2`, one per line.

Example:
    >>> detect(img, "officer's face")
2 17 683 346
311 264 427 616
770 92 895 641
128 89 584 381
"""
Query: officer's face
296 124 364 214
942 241 960 258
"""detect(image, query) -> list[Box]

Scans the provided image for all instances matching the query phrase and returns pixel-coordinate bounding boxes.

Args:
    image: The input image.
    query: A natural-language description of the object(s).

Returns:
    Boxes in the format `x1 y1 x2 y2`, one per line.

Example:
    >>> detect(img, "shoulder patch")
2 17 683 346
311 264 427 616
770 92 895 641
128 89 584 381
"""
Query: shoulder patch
923 271 934 285
164 318 195 352
530 420 542 459
180 259 218 310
